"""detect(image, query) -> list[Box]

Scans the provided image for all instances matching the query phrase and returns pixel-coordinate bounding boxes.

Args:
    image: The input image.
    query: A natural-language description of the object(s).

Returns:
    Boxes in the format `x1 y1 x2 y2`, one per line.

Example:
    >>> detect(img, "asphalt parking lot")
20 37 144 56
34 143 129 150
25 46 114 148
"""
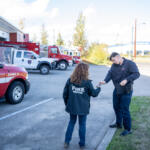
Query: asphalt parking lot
0 64 150 150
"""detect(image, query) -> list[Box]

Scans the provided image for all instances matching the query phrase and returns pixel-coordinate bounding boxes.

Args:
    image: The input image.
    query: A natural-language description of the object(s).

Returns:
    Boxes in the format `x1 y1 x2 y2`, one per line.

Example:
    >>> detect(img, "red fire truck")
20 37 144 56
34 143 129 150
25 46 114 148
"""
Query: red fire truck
0 41 40 55
48 45 73 70
0 63 30 104
61 48 81 64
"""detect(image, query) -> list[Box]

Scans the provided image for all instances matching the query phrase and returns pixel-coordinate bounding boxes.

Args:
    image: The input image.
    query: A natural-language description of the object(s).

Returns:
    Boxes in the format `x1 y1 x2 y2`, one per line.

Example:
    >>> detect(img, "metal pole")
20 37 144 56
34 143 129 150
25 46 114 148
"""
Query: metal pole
131 25 134 58
134 19 137 58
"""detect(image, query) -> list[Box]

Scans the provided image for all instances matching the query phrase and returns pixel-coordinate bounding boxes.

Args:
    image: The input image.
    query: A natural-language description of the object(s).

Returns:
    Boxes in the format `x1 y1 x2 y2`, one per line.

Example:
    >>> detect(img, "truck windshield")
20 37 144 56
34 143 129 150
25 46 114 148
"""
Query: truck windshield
51 48 58 54
0 47 11 64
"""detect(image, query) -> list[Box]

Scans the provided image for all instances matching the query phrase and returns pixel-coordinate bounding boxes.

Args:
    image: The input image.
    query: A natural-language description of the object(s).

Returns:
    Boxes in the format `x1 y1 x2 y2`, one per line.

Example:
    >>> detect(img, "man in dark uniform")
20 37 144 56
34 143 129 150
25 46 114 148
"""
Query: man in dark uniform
100 52 140 136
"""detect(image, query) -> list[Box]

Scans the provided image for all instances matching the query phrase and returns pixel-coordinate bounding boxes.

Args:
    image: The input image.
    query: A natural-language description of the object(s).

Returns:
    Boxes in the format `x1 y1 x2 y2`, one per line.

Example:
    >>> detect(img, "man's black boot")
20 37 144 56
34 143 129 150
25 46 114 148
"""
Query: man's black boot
120 130 132 136
109 123 122 129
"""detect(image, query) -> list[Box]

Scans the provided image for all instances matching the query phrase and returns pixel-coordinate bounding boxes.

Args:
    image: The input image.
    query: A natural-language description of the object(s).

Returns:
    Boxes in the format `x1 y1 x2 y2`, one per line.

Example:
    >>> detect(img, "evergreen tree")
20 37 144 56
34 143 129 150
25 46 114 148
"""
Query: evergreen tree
41 24 48 45
73 12 87 51
56 32 64 46
18 18 25 31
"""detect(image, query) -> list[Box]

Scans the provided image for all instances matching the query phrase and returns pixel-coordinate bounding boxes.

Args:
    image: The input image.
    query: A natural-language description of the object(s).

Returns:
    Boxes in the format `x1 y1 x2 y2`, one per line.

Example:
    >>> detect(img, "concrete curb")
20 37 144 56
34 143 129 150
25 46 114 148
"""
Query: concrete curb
96 121 116 150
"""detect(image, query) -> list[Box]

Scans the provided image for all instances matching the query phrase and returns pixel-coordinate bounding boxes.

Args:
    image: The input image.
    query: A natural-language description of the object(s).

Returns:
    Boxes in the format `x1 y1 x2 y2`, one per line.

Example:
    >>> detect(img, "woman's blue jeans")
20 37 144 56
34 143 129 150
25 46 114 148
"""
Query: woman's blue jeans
65 114 87 146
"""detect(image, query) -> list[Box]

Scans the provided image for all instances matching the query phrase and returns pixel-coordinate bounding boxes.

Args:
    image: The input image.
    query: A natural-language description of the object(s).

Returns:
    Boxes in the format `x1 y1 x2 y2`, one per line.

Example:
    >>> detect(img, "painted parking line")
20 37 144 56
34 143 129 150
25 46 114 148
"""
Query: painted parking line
0 98 54 121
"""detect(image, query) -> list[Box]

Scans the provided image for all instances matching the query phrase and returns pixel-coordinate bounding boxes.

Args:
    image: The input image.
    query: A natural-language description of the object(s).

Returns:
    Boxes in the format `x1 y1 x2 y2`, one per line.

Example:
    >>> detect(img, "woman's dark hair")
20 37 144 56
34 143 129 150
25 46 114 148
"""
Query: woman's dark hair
70 63 89 84
109 52 120 60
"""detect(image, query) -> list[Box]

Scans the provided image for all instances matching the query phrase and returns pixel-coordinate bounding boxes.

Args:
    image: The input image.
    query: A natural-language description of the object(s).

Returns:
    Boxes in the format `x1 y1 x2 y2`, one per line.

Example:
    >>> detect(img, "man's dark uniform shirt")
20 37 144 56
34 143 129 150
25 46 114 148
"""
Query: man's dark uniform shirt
104 58 140 94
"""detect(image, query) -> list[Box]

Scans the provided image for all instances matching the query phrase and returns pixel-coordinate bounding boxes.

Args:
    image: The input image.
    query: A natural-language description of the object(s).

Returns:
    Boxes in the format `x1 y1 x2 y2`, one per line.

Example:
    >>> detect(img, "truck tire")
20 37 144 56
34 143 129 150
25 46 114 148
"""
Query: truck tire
58 61 67 70
6 81 25 104
40 65 50 74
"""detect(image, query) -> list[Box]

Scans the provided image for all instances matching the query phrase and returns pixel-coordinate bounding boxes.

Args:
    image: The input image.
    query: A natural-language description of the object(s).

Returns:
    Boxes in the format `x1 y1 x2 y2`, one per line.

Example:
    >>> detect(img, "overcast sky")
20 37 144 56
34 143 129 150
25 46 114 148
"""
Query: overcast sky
0 0 150 45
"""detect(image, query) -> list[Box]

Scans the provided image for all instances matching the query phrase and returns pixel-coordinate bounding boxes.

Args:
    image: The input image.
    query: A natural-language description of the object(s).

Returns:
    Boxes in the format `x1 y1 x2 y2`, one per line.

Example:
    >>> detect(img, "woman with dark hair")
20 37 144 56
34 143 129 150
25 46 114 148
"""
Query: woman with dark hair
63 63 101 149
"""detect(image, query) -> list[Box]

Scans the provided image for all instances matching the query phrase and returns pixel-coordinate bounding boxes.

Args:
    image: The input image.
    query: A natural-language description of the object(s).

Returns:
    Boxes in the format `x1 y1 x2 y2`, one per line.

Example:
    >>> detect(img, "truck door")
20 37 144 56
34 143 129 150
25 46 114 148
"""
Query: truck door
22 51 38 69
49 47 59 58
13 50 24 67
0 64 6 97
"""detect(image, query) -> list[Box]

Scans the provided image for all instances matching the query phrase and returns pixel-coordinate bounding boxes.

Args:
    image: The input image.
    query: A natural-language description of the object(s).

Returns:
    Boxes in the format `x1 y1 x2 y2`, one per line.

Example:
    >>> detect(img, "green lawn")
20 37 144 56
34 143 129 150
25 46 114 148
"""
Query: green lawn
107 97 150 150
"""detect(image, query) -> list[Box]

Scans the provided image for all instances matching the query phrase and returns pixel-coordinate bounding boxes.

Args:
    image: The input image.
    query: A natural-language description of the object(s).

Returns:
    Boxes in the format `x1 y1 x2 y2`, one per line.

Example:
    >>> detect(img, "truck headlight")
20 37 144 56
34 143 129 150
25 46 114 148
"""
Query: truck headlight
26 74 29 79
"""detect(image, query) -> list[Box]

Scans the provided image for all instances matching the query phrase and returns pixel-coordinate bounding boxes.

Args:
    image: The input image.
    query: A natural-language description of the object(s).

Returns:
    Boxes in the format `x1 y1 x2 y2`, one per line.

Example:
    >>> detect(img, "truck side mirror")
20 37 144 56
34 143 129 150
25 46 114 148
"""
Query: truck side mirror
31 56 36 59
0 64 4 69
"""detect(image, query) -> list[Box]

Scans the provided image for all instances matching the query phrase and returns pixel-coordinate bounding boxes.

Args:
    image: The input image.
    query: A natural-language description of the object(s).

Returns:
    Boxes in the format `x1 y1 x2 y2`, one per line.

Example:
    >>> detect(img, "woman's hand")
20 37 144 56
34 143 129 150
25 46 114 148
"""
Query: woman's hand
96 83 101 88
99 81 106 85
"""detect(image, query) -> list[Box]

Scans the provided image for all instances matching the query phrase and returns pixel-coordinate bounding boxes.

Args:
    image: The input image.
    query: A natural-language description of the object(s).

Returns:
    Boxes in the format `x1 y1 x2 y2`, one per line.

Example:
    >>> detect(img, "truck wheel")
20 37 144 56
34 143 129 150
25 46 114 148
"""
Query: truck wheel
6 81 25 104
58 61 67 70
40 65 50 74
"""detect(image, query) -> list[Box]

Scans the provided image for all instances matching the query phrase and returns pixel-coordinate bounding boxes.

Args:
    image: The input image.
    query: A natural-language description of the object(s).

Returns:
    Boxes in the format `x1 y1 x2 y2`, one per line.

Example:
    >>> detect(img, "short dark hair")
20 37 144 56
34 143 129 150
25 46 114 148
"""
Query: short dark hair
109 52 120 61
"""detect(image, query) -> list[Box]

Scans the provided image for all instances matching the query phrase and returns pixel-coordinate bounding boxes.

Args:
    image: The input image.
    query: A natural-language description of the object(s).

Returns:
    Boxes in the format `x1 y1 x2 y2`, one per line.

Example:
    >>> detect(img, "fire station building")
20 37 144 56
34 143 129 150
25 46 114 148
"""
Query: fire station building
0 16 28 42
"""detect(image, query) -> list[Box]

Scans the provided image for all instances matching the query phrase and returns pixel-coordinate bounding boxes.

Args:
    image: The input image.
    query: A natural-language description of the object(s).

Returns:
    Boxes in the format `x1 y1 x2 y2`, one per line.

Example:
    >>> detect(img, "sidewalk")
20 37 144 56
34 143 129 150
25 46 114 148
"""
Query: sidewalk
137 63 150 77
0 98 115 150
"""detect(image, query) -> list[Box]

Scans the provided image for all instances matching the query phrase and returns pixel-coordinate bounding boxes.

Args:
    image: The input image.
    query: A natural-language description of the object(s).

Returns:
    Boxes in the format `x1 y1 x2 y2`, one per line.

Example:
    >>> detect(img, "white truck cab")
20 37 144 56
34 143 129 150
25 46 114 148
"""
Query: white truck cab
13 49 58 74
0 47 57 75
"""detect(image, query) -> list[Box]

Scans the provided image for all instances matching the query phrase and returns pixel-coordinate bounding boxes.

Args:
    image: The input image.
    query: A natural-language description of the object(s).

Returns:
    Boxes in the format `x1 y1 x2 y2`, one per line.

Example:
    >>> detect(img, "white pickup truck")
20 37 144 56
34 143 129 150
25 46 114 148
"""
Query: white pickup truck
0 47 58 74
